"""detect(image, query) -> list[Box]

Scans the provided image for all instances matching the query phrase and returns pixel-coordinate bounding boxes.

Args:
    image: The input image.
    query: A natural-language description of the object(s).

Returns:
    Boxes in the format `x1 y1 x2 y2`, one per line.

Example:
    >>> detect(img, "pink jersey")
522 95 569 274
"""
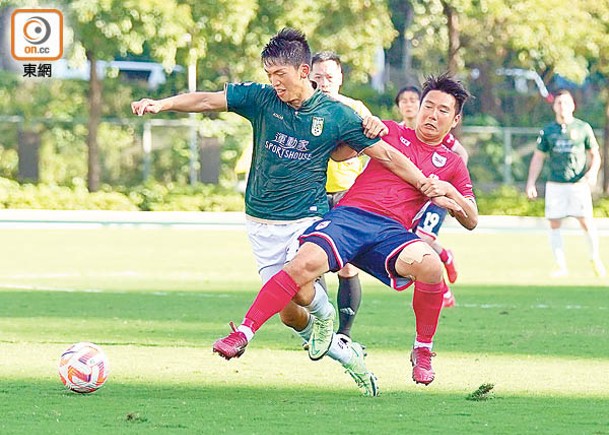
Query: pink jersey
337 120 474 230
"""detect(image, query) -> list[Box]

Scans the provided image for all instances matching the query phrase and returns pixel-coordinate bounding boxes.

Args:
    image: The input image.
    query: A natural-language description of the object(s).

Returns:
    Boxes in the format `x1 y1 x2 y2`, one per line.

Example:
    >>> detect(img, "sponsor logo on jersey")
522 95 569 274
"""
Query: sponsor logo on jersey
311 117 324 136
273 113 284 120
315 220 330 230
265 131 312 160
400 136 411 147
432 152 447 167
554 138 573 153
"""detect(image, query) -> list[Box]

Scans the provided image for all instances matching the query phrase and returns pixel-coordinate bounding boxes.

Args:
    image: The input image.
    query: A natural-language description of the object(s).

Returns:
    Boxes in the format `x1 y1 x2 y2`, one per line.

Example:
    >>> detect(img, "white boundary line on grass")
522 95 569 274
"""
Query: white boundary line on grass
3 209 609 234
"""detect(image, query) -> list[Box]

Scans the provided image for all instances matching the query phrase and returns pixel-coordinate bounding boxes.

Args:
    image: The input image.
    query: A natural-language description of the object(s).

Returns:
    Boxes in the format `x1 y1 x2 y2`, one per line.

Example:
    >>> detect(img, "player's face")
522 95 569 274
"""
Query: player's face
264 63 310 103
415 90 460 144
397 91 420 122
553 93 575 121
310 60 343 97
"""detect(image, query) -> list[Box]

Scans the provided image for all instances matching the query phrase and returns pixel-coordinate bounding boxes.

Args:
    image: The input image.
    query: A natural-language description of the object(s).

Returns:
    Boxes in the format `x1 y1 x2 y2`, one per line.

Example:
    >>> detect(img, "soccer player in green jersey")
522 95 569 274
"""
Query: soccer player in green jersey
132 28 454 396
526 89 605 278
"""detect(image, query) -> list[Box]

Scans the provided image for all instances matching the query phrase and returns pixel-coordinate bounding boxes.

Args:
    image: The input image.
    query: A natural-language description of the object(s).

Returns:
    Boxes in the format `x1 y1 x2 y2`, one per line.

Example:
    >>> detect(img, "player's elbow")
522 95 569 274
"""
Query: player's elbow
464 217 477 231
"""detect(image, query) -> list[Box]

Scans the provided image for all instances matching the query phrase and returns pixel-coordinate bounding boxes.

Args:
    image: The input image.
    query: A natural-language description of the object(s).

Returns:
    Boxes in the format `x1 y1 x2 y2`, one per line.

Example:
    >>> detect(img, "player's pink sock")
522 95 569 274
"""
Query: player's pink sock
412 280 444 344
243 270 300 333
438 249 449 263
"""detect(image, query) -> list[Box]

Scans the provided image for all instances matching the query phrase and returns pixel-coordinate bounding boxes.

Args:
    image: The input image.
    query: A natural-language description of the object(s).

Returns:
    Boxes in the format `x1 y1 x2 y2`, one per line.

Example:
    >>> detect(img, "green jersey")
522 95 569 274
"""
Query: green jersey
226 83 378 221
537 118 599 183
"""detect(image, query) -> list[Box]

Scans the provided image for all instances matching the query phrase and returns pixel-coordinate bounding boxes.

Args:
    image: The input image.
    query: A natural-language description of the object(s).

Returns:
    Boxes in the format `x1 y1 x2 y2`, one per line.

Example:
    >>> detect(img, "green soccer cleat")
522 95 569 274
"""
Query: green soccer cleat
307 311 335 361
343 342 379 397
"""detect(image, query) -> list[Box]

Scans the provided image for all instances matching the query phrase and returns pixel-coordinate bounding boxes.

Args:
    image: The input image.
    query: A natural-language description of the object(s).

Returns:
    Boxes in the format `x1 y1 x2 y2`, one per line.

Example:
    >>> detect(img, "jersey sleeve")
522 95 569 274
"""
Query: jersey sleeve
449 158 475 200
536 128 549 152
584 123 600 150
380 120 401 149
336 107 380 153
225 82 267 120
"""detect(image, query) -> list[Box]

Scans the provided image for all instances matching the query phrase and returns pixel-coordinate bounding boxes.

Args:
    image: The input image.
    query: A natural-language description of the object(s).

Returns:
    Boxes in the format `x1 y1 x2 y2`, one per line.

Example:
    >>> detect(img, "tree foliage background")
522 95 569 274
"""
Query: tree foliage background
2 0 609 195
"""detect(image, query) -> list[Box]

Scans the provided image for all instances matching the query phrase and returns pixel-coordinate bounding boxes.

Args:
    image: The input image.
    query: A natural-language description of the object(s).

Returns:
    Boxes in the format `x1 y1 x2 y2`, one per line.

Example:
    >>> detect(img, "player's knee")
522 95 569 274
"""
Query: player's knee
416 254 444 283
338 263 358 278
285 246 328 284
395 242 443 282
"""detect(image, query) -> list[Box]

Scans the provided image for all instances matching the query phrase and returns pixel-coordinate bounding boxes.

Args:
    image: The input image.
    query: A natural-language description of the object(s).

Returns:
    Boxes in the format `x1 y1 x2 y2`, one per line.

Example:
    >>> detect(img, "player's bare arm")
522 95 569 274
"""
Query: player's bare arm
131 91 228 116
526 150 546 199
419 177 477 230
363 140 426 188
585 148 601 187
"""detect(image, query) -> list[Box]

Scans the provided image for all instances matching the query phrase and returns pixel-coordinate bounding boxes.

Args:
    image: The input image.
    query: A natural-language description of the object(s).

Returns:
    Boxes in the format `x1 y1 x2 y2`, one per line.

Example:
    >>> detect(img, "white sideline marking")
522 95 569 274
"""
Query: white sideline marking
0 271 209 280
0 283 103 292
0 284 231 297
459 303 607 310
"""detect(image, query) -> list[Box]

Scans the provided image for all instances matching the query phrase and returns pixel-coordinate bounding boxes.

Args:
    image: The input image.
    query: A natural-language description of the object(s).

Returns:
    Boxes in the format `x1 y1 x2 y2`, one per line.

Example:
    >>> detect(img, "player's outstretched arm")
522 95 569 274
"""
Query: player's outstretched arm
131 91 228 116
363 140 427 188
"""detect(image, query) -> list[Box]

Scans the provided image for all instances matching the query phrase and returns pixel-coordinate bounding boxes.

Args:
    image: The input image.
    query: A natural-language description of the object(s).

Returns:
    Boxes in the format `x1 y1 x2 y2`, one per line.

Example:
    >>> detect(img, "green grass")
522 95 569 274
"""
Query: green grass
1 227 608 434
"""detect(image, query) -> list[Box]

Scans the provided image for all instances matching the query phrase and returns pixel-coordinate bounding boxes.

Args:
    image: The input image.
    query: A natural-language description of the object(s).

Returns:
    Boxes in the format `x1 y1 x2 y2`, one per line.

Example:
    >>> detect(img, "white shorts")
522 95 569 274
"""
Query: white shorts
545 181 593 219
245 216 321 283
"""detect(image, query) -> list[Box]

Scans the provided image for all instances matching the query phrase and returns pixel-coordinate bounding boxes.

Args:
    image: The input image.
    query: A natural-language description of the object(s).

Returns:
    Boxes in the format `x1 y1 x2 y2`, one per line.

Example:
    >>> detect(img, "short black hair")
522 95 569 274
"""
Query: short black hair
261 28 311 68
553 88 575 103
312 51 342 70
421 72 470 115
394 86 421 106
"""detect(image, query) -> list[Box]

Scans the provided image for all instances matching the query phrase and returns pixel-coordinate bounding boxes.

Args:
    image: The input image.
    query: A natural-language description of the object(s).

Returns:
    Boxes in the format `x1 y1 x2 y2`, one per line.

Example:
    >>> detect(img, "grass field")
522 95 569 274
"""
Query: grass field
1 226 608 434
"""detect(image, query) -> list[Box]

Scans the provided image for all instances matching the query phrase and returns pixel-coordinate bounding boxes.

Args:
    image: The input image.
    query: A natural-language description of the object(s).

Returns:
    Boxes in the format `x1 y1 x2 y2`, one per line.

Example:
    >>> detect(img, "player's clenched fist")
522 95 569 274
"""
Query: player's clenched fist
131 98 164 116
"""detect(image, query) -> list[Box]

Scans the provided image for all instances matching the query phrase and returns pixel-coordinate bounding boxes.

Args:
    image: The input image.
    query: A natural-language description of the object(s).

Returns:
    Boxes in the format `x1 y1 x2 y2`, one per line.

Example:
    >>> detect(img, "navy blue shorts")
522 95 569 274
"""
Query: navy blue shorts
413 203 447 240
299 206 420 291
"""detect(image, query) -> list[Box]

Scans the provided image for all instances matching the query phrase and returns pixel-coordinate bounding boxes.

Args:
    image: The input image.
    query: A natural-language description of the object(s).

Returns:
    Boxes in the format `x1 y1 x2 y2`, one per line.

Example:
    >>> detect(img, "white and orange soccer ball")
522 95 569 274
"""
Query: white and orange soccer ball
58 342 109 393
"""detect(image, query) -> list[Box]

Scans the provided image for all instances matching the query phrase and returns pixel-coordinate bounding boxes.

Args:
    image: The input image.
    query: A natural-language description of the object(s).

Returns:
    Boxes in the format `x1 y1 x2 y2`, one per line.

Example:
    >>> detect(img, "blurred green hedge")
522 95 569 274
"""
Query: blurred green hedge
2 177 609 217
0 177 244 212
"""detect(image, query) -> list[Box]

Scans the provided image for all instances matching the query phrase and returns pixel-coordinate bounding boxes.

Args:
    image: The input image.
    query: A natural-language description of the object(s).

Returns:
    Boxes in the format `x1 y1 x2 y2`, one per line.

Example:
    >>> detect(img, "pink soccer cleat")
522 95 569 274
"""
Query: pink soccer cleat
443 249 458 284
410 347 436 385
213 322 248 360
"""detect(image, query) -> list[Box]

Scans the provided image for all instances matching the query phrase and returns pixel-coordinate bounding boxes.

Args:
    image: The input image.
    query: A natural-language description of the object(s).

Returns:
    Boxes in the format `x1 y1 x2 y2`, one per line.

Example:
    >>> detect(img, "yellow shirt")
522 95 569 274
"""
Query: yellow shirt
326 95 372 193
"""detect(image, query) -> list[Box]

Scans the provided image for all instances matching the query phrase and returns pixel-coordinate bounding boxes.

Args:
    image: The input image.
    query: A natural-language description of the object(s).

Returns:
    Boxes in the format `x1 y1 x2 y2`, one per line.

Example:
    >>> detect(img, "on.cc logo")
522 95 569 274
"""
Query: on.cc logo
23 16 52 45
11 9 63 61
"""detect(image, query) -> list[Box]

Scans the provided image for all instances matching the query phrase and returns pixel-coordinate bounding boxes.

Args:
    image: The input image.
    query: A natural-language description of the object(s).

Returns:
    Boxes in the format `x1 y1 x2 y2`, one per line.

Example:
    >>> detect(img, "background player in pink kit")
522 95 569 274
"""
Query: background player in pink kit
213 73 478 386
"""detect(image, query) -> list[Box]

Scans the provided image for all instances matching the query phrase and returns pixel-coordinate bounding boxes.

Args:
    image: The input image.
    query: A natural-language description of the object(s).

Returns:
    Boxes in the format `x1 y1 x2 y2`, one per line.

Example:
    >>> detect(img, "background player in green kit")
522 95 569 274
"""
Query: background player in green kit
526 89 605 278
131 28 445 396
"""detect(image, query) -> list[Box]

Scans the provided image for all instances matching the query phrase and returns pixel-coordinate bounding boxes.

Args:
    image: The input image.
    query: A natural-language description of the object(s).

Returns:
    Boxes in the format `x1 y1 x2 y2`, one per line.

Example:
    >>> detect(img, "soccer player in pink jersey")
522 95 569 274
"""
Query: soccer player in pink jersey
396 85 469 306
213 73 478 386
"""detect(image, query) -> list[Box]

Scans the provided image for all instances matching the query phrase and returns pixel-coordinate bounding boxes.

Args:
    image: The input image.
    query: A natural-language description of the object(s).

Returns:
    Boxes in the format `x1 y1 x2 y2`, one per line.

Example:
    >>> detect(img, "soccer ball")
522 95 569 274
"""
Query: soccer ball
58 342 110 393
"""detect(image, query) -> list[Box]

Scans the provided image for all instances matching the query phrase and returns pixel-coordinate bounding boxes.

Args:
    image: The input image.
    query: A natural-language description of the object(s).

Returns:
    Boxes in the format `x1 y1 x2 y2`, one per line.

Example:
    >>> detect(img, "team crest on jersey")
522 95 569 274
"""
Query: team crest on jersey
315 220 330 230
432 152 447 167
570 130 579 141
311 117 324 136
